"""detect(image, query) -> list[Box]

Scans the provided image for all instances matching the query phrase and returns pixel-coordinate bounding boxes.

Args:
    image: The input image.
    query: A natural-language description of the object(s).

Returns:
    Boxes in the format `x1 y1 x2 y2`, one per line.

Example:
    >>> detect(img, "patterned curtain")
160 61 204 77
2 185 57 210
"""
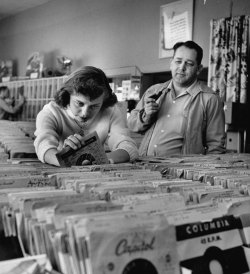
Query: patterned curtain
208 16 249 103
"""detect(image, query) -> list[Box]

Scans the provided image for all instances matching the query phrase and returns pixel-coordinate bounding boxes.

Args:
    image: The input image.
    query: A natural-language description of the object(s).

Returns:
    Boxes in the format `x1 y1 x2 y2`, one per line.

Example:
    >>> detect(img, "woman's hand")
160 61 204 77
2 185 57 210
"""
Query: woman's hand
63 133 84 150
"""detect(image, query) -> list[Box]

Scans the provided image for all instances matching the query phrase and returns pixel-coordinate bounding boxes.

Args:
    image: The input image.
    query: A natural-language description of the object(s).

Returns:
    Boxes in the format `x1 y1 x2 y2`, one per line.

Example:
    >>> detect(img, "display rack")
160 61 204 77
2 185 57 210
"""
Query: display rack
0 76 67 121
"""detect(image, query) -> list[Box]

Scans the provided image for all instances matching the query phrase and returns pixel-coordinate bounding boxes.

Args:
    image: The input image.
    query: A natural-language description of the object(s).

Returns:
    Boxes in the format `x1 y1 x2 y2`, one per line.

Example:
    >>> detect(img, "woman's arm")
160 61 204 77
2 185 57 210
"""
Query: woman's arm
107 149 130 164
44 148 60 166
106 105 139 163
34 104 62 164
34 103 85 166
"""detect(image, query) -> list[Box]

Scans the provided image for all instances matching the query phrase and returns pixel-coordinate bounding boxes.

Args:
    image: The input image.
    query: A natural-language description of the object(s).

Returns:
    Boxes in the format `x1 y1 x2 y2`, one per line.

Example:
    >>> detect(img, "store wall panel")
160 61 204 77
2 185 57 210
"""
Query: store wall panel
0 0 250 76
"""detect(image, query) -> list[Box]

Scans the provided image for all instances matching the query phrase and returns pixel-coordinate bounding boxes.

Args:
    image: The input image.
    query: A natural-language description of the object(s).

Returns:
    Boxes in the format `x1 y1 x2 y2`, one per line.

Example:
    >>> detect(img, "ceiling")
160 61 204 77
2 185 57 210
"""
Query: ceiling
0 0 53 20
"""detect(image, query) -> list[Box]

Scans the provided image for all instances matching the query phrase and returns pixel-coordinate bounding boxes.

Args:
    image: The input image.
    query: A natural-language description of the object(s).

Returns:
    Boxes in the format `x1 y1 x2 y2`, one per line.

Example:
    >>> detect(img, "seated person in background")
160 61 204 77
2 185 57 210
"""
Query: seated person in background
0 86 26 120
34 66 139 166
128 40 226 157
126 99 137 118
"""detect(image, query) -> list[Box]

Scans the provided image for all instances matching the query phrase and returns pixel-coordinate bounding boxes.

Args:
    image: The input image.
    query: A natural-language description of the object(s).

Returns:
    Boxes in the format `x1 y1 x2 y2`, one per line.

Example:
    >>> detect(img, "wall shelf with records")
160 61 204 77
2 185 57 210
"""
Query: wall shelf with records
104 66 142 102
0 76 67 121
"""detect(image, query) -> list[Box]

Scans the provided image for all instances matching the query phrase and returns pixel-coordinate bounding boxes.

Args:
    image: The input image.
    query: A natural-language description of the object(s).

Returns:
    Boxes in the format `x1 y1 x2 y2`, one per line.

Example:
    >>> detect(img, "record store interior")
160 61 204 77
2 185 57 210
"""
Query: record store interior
1 0 250 273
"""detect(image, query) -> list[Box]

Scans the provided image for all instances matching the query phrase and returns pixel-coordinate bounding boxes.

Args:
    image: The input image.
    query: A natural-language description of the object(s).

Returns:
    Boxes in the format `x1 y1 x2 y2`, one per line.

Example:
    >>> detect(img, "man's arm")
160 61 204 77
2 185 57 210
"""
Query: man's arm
0 96 25 114
205 95 226 154
127 85 162 133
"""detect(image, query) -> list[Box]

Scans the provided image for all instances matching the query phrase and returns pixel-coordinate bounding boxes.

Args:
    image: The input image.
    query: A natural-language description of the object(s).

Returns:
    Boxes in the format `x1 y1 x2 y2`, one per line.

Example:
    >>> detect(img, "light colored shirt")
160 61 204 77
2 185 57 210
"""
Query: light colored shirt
147 81 195 156
34 101 139 163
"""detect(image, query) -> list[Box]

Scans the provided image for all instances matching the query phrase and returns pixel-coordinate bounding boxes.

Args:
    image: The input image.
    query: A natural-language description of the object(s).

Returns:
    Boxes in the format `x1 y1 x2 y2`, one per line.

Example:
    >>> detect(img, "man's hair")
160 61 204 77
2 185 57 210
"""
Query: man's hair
54 66 117 108
0 86 8 94
173 41 203 65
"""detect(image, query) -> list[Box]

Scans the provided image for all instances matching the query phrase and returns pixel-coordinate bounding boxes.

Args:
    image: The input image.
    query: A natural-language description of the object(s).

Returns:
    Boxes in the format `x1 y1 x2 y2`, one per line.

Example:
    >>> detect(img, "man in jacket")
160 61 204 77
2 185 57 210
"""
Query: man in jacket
128 40 226 156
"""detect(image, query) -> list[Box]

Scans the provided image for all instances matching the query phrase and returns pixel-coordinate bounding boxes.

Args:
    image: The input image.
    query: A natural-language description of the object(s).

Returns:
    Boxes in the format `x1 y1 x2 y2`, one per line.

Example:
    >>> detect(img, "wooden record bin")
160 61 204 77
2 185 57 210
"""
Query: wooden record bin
0 76 67 121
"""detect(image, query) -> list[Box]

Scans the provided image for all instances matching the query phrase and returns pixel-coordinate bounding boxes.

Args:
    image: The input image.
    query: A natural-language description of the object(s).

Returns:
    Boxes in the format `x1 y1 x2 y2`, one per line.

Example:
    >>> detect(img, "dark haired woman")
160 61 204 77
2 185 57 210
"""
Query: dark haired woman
34 66 138 166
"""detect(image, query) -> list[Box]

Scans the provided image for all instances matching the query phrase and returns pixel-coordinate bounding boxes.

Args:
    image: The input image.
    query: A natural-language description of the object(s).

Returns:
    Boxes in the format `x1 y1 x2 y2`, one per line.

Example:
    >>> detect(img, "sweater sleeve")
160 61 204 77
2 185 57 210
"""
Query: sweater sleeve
34 103 62 162
106 104 139 161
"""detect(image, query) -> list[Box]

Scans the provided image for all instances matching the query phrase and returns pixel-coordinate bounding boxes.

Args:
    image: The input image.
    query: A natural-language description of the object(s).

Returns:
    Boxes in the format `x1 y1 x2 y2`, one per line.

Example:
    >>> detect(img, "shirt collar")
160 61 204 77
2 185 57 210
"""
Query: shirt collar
167 79 200 97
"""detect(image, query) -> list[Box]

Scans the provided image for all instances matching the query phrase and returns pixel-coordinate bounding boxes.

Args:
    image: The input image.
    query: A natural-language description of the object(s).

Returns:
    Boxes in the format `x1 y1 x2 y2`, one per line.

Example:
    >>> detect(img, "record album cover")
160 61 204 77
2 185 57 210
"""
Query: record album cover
56 131 109 167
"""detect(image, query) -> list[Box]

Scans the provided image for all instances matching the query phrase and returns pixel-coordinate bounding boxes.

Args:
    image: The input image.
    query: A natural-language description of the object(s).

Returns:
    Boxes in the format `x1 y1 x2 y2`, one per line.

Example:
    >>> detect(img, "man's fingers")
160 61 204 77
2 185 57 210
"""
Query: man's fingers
145 101 159 115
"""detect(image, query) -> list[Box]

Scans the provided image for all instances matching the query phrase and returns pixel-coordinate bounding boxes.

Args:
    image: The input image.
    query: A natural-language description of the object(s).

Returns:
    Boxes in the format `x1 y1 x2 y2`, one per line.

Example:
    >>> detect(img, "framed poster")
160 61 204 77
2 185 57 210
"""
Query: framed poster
159 0 193 58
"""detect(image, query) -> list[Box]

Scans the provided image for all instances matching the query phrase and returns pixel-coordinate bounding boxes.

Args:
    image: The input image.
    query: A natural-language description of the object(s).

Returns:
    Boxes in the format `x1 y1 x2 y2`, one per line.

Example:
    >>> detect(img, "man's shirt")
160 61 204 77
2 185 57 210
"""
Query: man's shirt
147 80 197 156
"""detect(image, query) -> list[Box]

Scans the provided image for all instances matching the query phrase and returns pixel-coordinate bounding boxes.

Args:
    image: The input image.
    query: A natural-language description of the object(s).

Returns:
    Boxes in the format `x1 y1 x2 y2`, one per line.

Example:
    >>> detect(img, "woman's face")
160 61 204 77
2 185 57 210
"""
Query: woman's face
69 92 105 125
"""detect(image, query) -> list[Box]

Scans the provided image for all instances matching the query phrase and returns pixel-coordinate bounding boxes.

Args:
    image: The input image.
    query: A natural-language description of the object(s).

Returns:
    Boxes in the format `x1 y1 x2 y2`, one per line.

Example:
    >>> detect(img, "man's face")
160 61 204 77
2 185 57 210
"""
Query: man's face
69 92 104 125
170 46 202 87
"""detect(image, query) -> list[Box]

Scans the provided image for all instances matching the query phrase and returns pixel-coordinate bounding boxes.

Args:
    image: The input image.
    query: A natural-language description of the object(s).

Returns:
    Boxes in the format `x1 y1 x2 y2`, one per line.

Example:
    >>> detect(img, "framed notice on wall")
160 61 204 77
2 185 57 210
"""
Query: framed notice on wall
159 0 193 59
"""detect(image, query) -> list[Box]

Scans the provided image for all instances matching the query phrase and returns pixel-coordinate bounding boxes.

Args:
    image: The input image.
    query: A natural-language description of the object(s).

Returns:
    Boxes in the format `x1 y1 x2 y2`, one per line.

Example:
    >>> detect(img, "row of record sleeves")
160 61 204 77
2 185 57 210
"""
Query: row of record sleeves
2 152 250 273
2 120 250 273
0 120 37 161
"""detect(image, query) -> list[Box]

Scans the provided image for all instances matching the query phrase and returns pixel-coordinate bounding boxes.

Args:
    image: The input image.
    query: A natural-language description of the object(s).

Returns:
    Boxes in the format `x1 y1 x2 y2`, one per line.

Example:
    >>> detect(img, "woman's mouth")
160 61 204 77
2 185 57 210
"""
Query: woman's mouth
75 116 88 123
80 117 88 122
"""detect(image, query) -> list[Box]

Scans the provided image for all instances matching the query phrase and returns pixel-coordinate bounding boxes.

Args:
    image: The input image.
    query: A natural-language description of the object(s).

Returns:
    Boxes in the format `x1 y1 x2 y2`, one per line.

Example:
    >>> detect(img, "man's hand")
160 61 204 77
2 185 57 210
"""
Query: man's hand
144 97 159 116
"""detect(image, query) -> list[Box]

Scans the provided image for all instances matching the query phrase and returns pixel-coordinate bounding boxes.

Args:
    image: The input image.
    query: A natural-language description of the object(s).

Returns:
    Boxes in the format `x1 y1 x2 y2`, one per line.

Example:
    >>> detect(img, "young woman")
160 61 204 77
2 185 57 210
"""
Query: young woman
34 66 138 166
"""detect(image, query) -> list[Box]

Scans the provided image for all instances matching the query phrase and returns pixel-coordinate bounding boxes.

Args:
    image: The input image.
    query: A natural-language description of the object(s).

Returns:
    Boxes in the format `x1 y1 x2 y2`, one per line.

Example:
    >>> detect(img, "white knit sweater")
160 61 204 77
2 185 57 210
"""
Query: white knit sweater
34 101 138 163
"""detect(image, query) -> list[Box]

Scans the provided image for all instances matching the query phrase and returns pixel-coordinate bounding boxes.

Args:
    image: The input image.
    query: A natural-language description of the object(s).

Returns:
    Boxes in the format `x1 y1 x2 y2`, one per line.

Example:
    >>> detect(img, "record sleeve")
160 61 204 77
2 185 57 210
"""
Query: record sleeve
56 131 109 167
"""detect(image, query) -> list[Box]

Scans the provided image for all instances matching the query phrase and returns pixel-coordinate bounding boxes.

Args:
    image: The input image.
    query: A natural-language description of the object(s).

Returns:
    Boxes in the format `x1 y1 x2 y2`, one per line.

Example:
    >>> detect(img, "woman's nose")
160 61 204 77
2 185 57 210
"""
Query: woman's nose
80 106 89 117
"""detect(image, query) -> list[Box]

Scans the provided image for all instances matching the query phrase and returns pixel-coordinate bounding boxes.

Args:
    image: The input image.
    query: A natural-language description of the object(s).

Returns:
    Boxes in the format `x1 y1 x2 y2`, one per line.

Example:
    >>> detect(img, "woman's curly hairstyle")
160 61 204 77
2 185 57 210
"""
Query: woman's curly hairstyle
54 66 117 108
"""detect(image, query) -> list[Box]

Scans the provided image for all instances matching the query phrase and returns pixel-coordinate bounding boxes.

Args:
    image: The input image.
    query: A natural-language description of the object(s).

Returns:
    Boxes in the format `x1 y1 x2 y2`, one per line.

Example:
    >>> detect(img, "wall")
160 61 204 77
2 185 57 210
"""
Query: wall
0 0 250 76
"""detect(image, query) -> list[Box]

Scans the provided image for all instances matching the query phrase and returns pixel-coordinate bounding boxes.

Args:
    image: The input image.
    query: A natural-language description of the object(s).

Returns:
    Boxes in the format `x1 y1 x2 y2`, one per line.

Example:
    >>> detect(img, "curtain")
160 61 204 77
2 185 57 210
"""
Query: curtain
208 16 249 103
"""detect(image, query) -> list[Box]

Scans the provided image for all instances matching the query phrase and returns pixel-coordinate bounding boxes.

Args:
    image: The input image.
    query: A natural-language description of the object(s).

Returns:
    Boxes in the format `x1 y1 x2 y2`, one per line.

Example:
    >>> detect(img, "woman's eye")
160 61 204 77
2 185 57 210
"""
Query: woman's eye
75 101 83 107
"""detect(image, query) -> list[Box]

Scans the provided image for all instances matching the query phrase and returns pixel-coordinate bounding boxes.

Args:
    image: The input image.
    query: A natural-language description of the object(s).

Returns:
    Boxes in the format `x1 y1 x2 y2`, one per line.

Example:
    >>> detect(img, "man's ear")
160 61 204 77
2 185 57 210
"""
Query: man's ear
170 58 174 70
197 64 203 75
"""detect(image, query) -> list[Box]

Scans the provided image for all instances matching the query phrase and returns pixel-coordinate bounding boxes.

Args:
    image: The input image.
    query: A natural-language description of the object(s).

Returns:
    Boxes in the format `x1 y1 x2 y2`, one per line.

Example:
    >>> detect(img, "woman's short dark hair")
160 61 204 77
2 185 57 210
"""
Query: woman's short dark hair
54 66 117 108
173 40 203 65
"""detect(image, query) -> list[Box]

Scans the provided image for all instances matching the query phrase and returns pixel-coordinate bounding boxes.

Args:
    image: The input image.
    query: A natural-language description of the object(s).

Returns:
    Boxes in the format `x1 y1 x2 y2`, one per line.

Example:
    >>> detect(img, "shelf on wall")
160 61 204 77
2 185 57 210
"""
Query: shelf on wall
103 65 141 78
104 66 142 102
